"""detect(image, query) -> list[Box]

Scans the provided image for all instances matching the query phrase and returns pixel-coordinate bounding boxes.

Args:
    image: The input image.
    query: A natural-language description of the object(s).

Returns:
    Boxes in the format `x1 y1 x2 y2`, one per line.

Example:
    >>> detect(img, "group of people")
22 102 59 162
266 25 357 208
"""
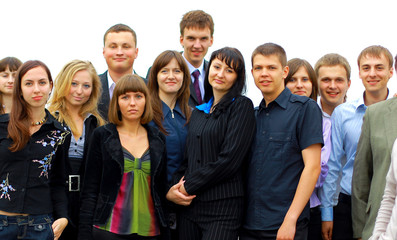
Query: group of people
0 9 396 240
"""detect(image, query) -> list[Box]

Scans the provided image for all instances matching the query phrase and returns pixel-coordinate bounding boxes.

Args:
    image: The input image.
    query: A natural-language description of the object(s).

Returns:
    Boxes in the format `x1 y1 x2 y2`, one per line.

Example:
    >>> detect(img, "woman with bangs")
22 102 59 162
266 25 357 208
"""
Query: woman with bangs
167 47 256 239
148 50 192 239
284 58 318 101
78 75 168 240
48 60 105 239
0 57 22 114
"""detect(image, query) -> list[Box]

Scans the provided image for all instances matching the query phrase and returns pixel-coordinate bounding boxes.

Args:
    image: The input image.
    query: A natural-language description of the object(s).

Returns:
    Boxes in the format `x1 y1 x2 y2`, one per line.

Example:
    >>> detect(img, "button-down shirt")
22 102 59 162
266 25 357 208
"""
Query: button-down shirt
150 101 188 183
244 88 323 230
310 98 332 208
320 96 367 221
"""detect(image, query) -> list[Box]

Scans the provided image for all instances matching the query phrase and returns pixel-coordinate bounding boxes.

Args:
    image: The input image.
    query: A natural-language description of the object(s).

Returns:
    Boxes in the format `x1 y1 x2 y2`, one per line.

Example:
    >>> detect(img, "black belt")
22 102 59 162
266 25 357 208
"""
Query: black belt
338 193 351 204
67 175 80 192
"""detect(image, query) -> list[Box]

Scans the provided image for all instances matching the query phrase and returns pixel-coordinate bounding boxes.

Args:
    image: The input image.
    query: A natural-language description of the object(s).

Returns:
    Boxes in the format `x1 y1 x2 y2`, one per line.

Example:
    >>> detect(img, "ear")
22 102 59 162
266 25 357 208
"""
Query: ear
135 48 139 59
180 35 184 47
282 66 289 79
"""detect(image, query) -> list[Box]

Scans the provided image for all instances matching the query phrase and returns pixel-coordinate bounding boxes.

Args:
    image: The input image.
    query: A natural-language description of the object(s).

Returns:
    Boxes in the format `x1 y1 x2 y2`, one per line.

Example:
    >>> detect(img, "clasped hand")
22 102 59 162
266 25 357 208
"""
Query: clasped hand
166 177 196 206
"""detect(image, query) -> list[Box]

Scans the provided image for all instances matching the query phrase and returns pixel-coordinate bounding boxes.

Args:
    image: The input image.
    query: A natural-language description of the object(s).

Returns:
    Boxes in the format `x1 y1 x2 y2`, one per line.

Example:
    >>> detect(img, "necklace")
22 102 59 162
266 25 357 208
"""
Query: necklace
31 117 47 126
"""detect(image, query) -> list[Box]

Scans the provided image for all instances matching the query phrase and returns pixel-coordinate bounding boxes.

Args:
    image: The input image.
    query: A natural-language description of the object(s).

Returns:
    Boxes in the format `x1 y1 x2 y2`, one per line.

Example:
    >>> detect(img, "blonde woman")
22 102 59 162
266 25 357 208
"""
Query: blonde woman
48 60 105 239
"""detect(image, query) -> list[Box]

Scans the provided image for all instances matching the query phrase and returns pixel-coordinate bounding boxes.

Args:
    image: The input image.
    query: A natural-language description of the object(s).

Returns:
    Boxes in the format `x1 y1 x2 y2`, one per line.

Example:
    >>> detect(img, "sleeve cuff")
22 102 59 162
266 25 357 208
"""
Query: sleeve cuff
321 207 333 221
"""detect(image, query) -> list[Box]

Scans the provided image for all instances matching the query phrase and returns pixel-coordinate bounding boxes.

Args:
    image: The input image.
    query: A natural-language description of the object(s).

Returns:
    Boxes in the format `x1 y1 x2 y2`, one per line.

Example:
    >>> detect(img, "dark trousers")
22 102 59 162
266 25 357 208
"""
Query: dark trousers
239 219 308 240
308 206 322 240
178 197 243 240
332 193 353 240
92 227 158 240
0 214 54 240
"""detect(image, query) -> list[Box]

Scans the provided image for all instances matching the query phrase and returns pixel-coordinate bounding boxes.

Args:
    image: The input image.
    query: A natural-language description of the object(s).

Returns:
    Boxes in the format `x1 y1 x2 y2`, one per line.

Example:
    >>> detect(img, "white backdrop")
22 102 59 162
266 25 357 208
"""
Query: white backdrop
1 0 396 106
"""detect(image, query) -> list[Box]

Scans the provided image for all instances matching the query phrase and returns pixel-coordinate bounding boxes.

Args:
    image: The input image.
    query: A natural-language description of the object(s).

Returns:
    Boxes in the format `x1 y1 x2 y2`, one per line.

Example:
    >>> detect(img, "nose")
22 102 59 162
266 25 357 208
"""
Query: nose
329 80 337 89
216 68 225 78
7 75 14 83
116 46 123 55
76 85 83 94
193 39 201 48
296 79 303 88
129 97 136 106
369 67 376 77
33 82 40 92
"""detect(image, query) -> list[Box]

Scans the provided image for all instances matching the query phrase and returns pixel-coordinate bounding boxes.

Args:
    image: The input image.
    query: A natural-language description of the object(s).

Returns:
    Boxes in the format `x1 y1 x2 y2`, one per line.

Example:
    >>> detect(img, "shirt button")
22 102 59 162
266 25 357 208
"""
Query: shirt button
75 143 77 146
80 137 82 140
196 135 200 138
197 159 201 163
75 150 77 152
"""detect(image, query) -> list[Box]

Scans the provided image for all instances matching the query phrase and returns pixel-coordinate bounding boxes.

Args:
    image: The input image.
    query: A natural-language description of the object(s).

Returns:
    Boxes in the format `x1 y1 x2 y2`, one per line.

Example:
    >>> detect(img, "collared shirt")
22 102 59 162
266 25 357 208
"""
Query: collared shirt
149 101 188 183
106 70 137 96
310 98 332 208
0 110 69 217
320 96 367 221
320 91 392 221
244 88 323 230
183 54 205 99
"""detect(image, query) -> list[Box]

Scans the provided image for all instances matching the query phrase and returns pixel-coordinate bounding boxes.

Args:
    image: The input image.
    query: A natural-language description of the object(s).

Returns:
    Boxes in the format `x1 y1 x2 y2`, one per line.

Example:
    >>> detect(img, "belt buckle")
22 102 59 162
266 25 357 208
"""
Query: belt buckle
68 175 80 192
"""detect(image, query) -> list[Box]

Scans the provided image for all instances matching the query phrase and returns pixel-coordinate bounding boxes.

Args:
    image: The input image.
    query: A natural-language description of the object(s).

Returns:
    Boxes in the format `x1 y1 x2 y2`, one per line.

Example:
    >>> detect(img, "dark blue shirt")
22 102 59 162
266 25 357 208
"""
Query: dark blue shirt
150 101 188 183
244 88 323 230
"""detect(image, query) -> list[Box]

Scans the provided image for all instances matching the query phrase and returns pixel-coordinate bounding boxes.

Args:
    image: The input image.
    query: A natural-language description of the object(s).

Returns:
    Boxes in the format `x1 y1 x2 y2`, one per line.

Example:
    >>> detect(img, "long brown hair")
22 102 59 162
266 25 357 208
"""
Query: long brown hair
8 60 53 152
148 50 191 134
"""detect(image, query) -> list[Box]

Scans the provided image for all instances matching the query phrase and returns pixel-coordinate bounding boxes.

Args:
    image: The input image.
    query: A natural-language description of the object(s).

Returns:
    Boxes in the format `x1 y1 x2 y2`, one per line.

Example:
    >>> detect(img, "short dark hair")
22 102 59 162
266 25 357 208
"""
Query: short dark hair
180 10 214 36
103 23 137 46
251 43 287 67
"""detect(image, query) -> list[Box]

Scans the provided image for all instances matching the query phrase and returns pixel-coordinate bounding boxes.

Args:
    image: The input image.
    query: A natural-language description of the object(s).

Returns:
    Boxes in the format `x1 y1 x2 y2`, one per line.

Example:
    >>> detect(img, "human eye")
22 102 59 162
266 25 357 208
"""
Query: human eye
120 94 128 100
39 80 47 85
302 77 310 82
376 66 384 70
135 93 144 99
321 78 330 82
226 68 235 74
25 81 33 86
123 44 131 49
174 69 182 73
288 78 296 82
0 72 8 78
160 69 168 74
83 84 91 89
71 82 78 86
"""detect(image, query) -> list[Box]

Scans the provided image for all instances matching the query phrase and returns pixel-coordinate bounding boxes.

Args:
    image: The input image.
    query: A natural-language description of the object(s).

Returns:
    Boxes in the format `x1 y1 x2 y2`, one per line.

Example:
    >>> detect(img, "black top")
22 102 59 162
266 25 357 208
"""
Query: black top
0 110 69 219
174 95 256 201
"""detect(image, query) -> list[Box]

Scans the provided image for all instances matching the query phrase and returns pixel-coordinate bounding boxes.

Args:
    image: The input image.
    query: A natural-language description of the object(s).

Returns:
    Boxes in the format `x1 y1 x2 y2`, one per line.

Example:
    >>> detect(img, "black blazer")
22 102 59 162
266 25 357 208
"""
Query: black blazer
78 123 169 240
174 96 256 201
98 71 147 120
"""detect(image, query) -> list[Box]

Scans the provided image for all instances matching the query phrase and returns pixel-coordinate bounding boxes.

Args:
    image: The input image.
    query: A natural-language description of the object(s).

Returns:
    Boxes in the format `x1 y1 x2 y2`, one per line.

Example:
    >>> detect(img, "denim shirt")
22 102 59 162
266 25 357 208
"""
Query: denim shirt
244 88 323 230
0 110 69 218
150 101 188 183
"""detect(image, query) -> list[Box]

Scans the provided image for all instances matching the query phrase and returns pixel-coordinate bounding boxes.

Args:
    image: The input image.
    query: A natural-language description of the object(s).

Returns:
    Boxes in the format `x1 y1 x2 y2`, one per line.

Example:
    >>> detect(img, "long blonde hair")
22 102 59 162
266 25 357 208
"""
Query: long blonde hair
48 60 105 136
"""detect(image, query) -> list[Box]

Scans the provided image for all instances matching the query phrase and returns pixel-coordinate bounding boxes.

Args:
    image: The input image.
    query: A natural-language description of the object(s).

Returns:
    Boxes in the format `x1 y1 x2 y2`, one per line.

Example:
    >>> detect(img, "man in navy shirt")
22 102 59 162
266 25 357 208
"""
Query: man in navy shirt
241 43 323 240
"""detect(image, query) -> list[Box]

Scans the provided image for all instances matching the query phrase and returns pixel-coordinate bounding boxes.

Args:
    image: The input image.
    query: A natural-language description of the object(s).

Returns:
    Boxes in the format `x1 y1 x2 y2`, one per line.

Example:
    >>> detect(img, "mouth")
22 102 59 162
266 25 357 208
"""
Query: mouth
294 91 306 95
326 92 340 98
32 96 43 101
214 79 224 84
367 80 380 86
259 80 271 86
128 109 138 113
73 96 83 101
114 58 126 62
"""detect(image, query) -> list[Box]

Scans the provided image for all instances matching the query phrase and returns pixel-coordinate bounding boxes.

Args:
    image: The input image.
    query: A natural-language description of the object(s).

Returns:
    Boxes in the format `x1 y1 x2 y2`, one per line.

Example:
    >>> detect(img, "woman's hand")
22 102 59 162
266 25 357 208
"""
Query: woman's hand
166 177 196 206
52 217 68 240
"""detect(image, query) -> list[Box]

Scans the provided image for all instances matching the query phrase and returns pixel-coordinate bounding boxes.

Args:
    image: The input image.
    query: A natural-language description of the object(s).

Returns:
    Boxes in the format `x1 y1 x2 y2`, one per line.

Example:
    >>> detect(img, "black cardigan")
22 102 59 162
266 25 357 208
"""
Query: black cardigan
78 123 169 240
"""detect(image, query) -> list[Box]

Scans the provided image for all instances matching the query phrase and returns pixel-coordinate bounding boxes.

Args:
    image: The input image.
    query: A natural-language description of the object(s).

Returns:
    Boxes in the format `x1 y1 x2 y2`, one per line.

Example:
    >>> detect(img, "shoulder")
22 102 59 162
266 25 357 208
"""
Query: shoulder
289 94 310 104
367 97 396 113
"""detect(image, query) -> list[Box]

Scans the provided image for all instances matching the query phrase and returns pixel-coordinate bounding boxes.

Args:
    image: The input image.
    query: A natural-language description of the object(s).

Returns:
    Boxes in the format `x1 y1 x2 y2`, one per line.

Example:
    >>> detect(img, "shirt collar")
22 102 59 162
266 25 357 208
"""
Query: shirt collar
196 97 214 114
107 70 136 89
161 101 185 117
182 53 205 76
317 97 331 118
259 88 290 110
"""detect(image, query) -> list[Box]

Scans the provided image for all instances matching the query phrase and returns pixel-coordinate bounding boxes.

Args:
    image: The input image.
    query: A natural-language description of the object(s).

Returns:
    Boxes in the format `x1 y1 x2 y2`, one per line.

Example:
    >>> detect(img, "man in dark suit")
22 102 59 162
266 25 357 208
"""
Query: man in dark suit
180 10 214 106
98 23 143 119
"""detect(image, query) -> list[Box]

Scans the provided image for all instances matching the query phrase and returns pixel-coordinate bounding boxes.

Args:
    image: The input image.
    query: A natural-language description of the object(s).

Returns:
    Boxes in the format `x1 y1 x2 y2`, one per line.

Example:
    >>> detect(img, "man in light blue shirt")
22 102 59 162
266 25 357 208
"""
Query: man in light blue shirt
319 45 394 240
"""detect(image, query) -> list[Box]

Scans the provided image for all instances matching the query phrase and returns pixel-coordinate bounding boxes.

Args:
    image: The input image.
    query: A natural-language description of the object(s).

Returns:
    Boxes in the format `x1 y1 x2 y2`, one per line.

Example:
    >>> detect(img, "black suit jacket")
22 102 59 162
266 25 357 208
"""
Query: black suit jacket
98 71 147 120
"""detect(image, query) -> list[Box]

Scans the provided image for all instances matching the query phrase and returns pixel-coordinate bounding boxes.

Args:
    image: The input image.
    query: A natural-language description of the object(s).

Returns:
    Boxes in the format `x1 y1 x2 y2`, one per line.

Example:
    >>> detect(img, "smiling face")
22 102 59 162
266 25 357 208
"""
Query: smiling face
0 67 16 95
157 58 184 99
286 66 313 97
208 58 237 95
180 27 213 68
359 53 393 95
252 54 289 102
65 70 93 109
103 31 138 75
21 66 52 110
118 91 146 122
318 65 351 113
